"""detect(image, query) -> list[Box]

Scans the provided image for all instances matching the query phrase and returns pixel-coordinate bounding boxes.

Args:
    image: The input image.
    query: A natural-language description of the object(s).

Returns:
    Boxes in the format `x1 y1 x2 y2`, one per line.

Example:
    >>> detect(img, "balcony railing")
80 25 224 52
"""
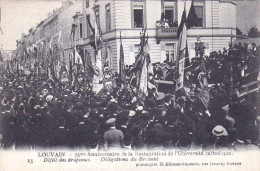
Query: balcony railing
156 27 178 38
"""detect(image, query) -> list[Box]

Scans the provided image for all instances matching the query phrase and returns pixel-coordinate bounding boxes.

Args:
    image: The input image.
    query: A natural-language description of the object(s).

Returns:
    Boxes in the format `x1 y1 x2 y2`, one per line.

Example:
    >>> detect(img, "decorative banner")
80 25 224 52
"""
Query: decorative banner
176 58 185 91
93 49 103 84
176 76 184 91
75 48 83 65
59 66 69 84
103 65 114 92
138 57 148 96
178 57 185 77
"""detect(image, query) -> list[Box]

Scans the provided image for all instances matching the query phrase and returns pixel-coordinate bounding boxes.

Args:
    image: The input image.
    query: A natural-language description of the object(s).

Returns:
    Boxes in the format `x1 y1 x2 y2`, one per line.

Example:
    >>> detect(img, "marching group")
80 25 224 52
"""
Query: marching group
0 42 259 151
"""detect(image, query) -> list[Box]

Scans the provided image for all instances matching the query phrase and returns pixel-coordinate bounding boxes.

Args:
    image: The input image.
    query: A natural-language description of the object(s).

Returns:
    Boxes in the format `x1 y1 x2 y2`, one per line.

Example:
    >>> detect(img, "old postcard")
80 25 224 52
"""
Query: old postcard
0 0 259 170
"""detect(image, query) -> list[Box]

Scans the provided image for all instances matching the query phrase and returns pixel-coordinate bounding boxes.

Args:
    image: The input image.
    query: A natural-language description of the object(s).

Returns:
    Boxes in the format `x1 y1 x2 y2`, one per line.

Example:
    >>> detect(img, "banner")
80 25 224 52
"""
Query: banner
138 57 148 95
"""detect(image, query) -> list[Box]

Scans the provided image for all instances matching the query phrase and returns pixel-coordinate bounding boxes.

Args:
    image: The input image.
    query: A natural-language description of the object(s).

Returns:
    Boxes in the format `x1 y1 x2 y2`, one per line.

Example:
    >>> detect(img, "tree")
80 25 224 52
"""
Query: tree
247 26 260 38
236 27 243 36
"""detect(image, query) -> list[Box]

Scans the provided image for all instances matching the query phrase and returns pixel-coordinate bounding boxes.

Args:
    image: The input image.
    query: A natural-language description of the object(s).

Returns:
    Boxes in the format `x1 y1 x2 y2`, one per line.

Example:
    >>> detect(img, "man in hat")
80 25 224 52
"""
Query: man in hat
212 125 229 149
104 118 124 150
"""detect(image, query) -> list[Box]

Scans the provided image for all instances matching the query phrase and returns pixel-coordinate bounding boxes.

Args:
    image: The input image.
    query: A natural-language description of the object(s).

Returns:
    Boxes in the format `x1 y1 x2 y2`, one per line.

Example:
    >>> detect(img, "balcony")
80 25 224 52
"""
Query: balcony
156 27 178 43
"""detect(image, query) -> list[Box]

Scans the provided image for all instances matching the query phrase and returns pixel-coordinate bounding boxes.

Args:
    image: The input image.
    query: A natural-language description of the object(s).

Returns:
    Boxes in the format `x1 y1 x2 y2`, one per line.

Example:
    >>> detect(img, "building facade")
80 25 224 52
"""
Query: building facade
22 1 82 63
78 0 236 72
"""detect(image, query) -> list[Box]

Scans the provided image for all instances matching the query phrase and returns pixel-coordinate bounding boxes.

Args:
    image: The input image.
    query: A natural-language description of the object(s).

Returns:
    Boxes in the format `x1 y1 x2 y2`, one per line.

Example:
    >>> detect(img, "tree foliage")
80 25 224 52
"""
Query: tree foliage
248 26 260 38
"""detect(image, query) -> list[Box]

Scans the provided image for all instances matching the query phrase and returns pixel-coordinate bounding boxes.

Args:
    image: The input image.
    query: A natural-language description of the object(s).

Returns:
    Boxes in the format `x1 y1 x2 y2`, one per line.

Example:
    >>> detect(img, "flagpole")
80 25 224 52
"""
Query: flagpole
184 0 187 12
137 29 146 92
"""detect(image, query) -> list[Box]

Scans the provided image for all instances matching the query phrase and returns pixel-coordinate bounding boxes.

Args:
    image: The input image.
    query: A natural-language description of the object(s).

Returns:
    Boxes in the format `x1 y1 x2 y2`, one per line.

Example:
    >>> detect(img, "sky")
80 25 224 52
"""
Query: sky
0 0 259 50
0 0 63 50
236 0 260 34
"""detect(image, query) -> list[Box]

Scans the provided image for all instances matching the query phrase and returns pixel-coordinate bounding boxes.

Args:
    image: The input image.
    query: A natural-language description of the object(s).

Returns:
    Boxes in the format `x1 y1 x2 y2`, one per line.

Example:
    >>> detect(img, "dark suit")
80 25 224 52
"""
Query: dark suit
104 127 124 149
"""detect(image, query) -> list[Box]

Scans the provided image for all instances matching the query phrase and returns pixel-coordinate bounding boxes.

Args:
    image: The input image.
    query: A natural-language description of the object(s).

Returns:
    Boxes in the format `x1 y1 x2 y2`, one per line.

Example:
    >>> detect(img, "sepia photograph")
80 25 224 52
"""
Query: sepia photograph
0 0 259 170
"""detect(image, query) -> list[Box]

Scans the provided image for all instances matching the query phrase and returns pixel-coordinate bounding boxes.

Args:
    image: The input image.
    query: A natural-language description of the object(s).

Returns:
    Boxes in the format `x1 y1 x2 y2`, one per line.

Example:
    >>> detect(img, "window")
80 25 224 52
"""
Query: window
132 1 145 28
164 7 174 27
134 8 143 28
163 1 177 27
194 3 204 27
165 44 175 62
79 23 83 38
105 4 111 31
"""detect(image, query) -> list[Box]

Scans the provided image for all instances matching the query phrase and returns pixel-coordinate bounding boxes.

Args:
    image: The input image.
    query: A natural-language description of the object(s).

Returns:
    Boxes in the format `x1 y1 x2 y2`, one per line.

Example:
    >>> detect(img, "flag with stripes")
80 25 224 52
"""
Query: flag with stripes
70 24 77 40
119 35 126 88
74 48 83 65
138 56 148 96
176 10 188 91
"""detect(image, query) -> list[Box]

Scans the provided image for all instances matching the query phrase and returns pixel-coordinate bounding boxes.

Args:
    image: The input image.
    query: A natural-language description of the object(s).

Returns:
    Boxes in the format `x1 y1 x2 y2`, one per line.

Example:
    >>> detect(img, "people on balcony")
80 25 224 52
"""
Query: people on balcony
156 19 178 28
156 12 178 28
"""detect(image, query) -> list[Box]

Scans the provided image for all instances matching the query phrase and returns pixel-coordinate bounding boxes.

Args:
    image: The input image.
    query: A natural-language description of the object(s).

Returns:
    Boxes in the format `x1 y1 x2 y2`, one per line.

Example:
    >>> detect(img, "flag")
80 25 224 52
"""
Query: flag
105 45 110 66
138 56 148 95
86 14 95 34
49 37 53 55
94 49 102 77
94 18 101 50
16 59 20 75
175 10 188 91
186 0 199 29
77 46 85 68
49 58 56 81
70 24 77 40
85 49 95 77
92 9 103 84
58 31 63 48
129 30 148 88
129 50 144 87
75 48 83 65
49 37 53 50
93 4 102 51
119 34 126 88
69 53 73 87
184 42 190 68
177 11 186 38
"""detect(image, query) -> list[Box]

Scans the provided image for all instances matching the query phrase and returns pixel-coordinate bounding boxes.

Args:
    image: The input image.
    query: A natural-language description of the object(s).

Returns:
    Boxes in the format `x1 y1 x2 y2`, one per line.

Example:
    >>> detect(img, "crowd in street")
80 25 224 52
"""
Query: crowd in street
0 43 259 151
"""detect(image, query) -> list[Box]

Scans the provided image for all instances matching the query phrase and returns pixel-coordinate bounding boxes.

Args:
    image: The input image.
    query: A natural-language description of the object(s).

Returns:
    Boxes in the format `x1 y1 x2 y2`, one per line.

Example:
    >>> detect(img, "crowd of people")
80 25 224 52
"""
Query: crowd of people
0 42 259 151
